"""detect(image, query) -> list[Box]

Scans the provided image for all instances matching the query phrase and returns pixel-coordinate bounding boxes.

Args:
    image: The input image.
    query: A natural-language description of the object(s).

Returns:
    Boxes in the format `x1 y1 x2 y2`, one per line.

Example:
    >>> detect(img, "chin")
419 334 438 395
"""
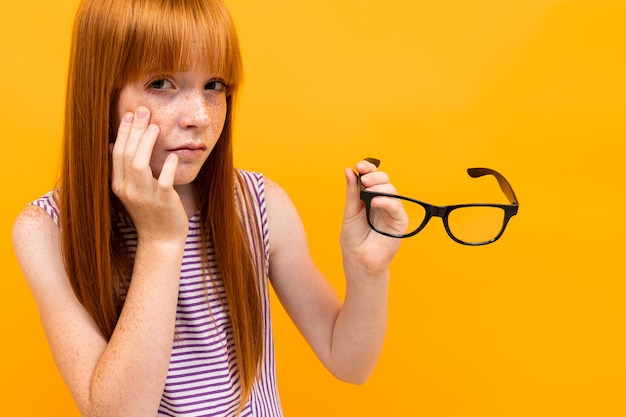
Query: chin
151 162 203 186
173 174 200 186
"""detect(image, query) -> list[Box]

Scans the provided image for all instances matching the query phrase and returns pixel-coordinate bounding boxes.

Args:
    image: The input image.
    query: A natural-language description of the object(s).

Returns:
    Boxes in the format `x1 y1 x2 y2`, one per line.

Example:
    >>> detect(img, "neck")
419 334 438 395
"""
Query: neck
174 184 198 219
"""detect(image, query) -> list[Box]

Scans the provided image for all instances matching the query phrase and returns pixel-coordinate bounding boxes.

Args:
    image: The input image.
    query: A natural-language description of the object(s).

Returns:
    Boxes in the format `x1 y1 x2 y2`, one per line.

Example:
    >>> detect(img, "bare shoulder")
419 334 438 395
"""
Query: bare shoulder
262 176 309 256
12 204 64 290
263 176 289 203
13 204 60 251
263 176 300 227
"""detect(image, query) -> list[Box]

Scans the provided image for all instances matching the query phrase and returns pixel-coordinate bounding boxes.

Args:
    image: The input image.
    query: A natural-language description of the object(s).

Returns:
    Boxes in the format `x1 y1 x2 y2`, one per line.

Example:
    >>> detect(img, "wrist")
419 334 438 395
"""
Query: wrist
343 257 391 286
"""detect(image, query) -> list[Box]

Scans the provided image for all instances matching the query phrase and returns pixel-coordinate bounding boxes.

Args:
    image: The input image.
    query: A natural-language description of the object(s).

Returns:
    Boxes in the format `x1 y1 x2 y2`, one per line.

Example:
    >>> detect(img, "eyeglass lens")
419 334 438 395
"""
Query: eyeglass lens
446 206 506 243
368 195 426 237
368 195 506 244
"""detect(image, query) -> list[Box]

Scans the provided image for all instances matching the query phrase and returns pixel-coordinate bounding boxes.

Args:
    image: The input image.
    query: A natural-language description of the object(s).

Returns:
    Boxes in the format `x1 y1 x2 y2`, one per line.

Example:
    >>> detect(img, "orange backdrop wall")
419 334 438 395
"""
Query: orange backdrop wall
1 0 625 416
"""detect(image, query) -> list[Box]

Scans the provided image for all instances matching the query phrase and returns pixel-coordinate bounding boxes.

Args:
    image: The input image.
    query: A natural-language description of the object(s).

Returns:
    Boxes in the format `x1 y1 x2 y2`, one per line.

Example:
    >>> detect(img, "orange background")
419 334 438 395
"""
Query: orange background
1 0 625 415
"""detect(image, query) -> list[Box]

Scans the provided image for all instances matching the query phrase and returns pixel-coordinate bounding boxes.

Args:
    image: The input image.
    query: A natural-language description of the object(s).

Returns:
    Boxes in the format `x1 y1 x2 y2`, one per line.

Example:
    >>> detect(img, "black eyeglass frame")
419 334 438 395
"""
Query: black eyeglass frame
358 158 519 246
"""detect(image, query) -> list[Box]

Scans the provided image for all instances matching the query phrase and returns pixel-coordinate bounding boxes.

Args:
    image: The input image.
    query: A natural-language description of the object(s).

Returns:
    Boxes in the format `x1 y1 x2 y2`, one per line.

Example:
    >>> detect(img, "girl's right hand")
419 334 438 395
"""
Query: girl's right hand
111 106 188 243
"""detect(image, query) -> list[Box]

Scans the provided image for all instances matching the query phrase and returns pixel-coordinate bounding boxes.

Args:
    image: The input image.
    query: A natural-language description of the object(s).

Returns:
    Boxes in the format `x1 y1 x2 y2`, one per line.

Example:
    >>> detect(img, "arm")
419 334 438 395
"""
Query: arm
12 108 189 416
13 207 184 416
266 160 402 384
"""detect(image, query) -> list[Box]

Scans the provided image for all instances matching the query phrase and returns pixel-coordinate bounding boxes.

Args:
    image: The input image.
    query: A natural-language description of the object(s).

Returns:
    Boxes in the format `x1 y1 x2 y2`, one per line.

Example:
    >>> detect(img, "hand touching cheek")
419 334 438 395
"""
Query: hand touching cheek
111 107 188 243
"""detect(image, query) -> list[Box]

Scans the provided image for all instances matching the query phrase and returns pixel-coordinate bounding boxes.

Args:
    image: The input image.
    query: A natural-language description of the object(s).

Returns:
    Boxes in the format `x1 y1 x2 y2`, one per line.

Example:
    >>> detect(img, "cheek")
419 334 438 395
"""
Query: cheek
114 87 139 121
212 101 228 133
146 108 172 131
137 102 177 140
115 86 162 123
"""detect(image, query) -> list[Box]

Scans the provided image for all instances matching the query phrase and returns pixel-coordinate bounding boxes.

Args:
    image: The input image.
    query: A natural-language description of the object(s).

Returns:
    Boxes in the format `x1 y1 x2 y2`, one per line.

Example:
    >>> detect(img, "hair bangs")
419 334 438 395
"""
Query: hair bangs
121 0 242 91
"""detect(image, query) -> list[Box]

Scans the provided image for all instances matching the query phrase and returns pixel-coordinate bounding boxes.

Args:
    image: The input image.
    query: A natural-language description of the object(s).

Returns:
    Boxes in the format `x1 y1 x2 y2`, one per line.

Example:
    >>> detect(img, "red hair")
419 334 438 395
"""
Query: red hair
60 0 263 410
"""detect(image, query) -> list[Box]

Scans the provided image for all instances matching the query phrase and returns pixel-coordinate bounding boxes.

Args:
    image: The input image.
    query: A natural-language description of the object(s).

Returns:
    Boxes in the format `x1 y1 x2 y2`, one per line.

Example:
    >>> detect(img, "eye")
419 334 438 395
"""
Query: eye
205 80 227 92
148 78 174 90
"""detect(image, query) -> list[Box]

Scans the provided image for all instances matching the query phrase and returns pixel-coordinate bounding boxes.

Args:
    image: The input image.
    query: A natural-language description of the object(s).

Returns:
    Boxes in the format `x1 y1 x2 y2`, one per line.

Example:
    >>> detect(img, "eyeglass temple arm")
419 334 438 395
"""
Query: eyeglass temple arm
360 162 518 205
467 168 519 205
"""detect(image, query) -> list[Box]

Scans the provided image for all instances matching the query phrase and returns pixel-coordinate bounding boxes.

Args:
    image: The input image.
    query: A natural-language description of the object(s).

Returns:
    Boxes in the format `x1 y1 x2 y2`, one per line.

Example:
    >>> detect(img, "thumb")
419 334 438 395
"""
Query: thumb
343 167 363 218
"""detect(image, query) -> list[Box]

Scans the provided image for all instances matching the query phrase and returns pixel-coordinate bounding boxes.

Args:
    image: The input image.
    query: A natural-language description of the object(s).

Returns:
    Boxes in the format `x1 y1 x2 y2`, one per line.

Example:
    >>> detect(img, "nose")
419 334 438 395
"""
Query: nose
177 91 211 130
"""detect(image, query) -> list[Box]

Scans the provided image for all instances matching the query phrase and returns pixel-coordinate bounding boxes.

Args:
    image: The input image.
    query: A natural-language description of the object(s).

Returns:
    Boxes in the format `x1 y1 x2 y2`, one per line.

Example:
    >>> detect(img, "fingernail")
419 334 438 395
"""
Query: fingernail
137 108 148 119
123 113 133 123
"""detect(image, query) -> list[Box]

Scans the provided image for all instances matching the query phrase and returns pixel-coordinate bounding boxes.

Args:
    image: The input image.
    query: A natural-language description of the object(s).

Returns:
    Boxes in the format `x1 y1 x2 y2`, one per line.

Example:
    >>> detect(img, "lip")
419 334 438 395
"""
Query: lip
168 143 207 158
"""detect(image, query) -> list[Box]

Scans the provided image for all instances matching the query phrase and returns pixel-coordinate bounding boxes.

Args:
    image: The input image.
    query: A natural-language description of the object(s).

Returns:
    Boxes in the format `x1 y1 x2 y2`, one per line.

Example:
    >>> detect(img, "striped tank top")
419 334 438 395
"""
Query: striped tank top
32 170 283 417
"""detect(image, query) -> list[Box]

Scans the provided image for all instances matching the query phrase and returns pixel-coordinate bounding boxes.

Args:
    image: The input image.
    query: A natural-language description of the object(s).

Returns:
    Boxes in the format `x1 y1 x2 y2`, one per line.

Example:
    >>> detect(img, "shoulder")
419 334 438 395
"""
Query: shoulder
13 191 61 257
234 172 304 254
237 169 297 212
235 169 294 200
13 203 60 246
263 176 295 212
29 190 61 225
261 176 309 258
13 200 64 289
233 170 297 219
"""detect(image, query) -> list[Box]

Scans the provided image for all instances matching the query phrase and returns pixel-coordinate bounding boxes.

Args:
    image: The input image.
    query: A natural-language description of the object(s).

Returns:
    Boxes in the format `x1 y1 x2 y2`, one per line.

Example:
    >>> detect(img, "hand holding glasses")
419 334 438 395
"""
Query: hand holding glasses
359 158 519 246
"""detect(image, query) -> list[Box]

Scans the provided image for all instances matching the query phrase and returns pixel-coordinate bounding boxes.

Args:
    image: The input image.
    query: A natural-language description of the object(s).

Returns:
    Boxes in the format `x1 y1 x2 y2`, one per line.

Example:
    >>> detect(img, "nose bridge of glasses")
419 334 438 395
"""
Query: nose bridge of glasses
428 204 449 219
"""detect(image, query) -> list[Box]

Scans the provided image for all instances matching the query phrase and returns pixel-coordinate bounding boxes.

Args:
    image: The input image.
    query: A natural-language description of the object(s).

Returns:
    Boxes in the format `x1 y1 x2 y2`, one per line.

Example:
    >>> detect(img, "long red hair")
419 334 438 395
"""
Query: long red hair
60 0 263 409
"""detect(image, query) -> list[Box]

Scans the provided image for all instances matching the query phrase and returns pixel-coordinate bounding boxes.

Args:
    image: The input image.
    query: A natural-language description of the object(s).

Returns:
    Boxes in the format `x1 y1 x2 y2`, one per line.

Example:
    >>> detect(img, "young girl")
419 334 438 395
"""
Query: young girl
12 0 406 415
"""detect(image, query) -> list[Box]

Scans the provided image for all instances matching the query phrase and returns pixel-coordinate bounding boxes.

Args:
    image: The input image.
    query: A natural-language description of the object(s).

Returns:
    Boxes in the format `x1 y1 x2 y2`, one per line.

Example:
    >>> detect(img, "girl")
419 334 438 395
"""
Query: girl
12 0 406 415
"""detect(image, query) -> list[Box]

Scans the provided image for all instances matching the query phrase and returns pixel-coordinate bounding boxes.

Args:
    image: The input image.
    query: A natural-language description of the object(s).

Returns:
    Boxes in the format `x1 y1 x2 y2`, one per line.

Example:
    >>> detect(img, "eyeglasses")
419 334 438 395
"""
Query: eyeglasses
359 158 519 246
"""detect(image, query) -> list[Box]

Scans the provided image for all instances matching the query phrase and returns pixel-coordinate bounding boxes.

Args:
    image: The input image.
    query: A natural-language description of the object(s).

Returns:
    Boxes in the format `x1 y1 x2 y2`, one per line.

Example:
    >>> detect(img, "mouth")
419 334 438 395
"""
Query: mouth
168 143 207 158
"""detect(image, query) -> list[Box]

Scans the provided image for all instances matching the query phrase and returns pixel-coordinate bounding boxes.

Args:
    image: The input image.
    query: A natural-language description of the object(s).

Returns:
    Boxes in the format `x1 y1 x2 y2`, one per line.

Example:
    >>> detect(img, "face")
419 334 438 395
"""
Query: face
113 66 228 187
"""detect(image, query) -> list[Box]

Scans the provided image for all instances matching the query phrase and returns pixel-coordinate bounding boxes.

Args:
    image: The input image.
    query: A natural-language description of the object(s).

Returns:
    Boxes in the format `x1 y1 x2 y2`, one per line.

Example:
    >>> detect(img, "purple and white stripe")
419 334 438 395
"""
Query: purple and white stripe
31 191 59 226
32 170 283 417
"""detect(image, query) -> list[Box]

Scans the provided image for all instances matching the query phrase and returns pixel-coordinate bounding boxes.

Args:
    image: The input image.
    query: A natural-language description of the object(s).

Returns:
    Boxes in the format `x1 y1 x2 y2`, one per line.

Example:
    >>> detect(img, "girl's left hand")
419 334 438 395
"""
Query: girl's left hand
340 159 406 278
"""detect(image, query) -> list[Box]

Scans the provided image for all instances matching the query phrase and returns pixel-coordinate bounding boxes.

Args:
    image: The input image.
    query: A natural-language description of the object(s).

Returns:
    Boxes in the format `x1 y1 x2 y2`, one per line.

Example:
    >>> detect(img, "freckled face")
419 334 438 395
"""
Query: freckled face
113 68 228 186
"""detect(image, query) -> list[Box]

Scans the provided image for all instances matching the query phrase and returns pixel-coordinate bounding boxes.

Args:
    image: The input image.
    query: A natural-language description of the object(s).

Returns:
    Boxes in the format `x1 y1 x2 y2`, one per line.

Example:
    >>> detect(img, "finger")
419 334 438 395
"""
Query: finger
131 123 159 173
343 167 363 217
113 112 134 152
370 185 399 197
157 153 179 191
359 171 391 189
124 107 151 164
111 112 134 187
354 158 379 176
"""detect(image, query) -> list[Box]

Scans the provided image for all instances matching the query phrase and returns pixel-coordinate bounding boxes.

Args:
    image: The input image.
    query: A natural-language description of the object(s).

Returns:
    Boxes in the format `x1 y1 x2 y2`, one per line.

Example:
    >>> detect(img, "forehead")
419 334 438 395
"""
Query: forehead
119 4 239 86
126 38 227 82
140 44 215 75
